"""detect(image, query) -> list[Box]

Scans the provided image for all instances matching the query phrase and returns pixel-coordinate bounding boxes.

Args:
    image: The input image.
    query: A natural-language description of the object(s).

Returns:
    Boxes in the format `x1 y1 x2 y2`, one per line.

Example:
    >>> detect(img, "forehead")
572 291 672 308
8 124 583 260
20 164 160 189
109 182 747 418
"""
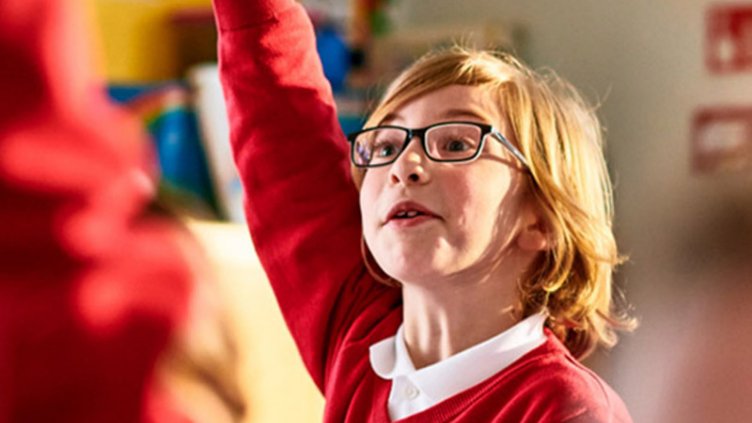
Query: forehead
381 85 504 127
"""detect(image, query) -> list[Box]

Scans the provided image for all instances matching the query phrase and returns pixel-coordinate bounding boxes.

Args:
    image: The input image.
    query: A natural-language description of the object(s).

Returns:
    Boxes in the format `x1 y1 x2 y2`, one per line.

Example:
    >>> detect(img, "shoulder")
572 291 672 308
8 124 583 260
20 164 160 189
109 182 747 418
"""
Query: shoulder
493 332 632 423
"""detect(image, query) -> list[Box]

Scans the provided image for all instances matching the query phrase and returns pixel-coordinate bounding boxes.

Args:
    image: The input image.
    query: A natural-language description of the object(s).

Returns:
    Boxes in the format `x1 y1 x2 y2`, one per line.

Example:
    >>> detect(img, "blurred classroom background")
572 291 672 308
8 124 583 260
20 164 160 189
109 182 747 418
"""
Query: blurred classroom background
84 0 751 422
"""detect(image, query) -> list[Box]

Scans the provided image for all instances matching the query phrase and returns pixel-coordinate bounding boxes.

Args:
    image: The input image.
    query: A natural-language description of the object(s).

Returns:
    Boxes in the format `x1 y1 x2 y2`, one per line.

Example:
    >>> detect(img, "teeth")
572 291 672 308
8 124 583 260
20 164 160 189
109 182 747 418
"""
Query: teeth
395 210 421 219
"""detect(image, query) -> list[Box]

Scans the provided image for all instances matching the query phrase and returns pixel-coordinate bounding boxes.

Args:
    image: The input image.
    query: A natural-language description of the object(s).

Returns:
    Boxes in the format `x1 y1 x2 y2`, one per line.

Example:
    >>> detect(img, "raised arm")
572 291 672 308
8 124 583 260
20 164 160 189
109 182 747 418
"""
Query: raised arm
212 0 379 390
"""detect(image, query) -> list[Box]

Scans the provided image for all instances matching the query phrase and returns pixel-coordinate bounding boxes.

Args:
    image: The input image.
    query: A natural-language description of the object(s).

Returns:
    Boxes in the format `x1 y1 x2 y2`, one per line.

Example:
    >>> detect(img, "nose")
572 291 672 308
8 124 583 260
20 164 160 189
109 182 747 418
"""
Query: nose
388 136 431 186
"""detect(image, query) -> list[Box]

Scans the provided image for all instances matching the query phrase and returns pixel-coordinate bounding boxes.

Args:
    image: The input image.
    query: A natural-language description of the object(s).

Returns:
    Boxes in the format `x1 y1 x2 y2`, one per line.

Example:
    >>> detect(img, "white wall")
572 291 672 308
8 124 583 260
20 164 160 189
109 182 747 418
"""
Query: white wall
399 1 752 421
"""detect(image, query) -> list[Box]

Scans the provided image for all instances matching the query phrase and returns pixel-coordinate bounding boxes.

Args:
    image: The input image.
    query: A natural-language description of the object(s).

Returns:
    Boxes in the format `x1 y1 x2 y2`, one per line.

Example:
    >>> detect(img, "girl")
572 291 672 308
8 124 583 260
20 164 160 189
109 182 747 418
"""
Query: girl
212 0 635 421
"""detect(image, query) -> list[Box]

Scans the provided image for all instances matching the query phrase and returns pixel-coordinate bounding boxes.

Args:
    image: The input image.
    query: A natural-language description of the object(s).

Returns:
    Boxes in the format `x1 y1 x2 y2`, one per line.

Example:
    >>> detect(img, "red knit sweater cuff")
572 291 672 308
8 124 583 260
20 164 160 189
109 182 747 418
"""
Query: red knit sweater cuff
212 0 298 31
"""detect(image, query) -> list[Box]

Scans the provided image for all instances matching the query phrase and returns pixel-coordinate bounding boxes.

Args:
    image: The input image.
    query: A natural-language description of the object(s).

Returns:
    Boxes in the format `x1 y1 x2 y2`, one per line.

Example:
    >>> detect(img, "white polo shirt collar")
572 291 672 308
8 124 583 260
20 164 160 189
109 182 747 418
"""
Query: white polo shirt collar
369 313 547 420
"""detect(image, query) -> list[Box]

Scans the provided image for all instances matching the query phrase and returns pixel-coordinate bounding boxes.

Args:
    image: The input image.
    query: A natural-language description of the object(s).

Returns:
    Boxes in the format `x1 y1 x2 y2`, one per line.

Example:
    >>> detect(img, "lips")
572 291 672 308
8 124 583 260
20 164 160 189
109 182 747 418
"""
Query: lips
385 201 441 225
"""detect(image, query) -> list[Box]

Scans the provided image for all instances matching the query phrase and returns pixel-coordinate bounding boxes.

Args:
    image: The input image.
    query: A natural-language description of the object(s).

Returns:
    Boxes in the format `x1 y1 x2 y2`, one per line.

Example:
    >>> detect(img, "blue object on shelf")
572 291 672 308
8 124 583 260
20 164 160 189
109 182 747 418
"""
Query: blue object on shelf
316 25 350 93
108 83 217 215
338 115 365 135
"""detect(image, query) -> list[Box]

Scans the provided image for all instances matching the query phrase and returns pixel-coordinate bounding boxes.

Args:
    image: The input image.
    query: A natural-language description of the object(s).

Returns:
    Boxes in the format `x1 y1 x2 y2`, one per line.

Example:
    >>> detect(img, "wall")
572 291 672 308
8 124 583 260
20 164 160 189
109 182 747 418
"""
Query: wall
397 1 752 421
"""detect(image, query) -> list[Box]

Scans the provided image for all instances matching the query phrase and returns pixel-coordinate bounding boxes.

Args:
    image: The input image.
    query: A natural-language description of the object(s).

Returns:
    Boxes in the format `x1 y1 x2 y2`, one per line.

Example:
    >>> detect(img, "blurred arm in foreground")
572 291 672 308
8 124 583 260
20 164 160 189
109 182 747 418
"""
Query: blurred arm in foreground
0 1 243 421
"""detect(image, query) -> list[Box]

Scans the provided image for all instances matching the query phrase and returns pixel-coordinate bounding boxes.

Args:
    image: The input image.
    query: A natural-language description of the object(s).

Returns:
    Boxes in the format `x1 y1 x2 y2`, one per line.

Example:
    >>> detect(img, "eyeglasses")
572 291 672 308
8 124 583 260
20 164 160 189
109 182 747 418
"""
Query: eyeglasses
346 121 528 169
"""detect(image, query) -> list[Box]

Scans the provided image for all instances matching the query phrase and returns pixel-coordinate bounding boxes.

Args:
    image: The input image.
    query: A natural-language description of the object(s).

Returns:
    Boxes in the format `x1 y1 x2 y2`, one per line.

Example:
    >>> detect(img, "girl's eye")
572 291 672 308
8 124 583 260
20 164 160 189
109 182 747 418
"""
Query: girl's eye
374 142 398 158
445 139 471 152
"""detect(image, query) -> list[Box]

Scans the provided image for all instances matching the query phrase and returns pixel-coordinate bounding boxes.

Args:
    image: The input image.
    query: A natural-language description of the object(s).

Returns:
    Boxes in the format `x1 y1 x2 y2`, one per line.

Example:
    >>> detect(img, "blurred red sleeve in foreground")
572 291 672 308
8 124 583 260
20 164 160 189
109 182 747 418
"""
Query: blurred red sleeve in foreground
0 1 194 422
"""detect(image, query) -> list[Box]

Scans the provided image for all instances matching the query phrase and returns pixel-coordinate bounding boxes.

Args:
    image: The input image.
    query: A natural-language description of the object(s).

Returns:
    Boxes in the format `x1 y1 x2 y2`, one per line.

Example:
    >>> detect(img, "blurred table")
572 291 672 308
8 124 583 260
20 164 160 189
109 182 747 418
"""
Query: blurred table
186 219 324 422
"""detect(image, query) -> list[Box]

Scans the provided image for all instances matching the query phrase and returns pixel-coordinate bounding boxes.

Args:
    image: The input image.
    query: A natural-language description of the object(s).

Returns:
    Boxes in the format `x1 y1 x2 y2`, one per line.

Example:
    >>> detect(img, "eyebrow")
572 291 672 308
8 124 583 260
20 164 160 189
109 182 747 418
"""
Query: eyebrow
379 108 493 126
441 108 492 122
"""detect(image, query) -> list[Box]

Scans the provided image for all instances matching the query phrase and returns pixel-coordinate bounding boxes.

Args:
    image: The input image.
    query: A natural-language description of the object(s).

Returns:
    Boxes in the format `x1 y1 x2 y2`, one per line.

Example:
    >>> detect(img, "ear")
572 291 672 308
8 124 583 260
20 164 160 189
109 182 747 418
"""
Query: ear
516 204 551 253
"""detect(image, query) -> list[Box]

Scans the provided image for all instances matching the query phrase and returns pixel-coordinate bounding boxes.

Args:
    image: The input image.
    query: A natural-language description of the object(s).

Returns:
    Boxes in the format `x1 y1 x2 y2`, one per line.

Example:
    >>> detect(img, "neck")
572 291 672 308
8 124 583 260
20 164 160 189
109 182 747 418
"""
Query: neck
401 255 531 369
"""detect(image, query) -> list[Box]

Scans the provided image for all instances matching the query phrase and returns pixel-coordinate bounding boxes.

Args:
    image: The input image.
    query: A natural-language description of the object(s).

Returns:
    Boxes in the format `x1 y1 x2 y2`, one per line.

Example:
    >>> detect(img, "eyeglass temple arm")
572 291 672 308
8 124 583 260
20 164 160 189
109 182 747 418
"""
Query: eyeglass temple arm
491 131 530 169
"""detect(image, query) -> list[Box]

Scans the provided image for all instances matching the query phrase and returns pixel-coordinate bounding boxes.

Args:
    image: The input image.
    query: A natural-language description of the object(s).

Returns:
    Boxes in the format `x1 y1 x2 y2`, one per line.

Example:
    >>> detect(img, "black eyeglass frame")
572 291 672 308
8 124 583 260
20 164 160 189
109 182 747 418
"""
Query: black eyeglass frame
346 121 529 169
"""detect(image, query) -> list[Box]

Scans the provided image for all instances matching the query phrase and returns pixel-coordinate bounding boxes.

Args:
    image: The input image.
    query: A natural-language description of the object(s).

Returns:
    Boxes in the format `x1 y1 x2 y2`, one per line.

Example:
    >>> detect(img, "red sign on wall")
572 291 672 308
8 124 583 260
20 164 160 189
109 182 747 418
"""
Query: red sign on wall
706 5 752 73
692 107 752 174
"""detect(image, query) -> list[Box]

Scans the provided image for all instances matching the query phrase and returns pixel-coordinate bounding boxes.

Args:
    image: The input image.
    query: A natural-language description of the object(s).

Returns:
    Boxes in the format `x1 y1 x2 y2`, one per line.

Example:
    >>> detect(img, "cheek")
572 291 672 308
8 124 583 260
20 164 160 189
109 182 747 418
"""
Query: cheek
359 170 383 233
451 168 516 241
451 169 506 218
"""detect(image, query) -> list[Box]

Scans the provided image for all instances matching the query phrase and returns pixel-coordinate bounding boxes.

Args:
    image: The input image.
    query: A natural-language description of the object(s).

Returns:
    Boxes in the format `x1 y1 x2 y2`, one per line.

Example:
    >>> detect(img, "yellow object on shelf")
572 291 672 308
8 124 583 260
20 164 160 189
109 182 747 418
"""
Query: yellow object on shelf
90 0 213 82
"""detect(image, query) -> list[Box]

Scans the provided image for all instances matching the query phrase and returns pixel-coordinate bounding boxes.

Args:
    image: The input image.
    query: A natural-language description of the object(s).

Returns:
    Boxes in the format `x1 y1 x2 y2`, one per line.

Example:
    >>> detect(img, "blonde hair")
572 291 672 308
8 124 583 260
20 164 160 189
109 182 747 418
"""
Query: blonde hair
352 46 636 360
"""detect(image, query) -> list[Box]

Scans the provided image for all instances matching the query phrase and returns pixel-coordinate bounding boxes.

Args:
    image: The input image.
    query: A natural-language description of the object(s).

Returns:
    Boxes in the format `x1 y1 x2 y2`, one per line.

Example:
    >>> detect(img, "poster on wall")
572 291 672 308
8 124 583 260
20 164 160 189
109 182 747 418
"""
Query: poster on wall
692 106 752 174
706 4 752 73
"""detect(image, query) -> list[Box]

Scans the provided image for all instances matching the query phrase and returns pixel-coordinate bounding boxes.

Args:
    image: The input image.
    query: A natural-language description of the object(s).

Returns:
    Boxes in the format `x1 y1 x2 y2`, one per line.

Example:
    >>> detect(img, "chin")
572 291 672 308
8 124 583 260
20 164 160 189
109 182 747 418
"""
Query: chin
368 237 453 283
375 255 447 286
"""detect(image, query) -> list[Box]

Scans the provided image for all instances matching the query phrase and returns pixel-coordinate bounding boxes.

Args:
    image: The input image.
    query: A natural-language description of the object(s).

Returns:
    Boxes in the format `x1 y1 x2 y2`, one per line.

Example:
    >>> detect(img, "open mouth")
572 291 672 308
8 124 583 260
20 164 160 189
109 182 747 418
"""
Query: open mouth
386 202 440 226
392 210 427 219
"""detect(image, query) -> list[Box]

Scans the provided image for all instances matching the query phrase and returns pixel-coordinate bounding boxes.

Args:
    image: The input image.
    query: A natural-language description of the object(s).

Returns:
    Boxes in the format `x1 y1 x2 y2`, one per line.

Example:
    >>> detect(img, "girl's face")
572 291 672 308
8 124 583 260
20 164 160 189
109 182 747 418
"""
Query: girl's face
360 85 534 286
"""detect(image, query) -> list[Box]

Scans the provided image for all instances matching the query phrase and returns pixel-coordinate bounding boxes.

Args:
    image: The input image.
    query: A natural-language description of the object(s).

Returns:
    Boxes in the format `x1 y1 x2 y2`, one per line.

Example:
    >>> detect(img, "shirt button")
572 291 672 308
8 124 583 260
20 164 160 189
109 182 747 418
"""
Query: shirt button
404 384 419 400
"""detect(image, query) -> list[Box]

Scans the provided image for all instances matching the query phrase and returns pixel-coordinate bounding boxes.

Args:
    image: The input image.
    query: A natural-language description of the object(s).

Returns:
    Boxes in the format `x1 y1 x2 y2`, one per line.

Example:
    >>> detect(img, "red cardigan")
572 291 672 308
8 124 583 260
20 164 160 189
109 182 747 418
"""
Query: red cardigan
213 0 632 421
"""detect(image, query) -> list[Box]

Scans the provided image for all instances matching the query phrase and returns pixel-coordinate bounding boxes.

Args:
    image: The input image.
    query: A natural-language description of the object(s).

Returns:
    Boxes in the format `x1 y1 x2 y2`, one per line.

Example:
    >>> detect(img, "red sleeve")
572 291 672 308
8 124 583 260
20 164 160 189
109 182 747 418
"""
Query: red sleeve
0 0 192 421
213 0 391 391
